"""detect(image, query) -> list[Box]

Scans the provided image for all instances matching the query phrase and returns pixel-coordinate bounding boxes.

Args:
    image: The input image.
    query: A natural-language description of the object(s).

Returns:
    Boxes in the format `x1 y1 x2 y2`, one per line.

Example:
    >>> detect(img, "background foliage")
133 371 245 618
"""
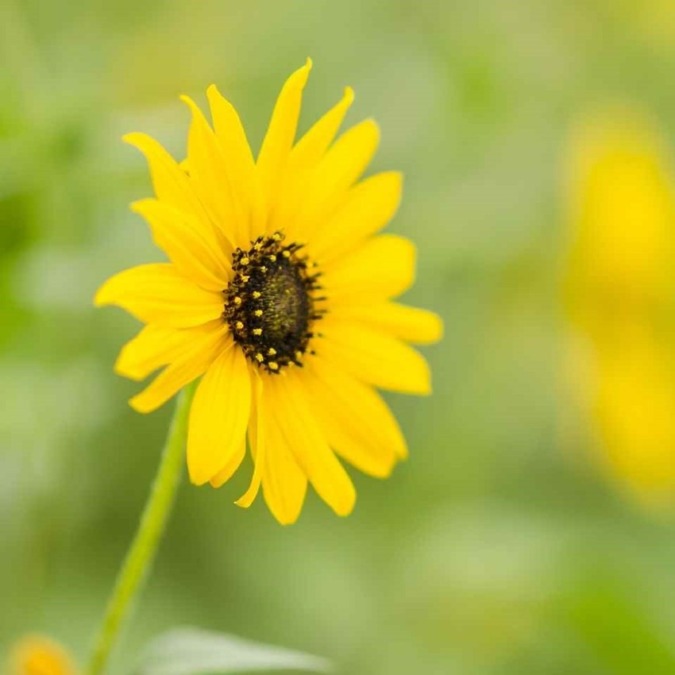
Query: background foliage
3 1 675 673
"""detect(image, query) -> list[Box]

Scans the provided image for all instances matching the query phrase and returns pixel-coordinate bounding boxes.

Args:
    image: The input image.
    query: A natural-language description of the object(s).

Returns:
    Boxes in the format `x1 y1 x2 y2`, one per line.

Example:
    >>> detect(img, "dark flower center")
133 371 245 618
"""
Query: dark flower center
224 232 324 373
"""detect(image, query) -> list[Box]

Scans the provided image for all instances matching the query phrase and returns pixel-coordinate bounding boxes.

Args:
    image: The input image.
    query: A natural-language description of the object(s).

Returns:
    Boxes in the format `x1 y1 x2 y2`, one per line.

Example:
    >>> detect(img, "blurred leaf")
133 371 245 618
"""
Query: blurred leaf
136 627 332 675
565 574 675 675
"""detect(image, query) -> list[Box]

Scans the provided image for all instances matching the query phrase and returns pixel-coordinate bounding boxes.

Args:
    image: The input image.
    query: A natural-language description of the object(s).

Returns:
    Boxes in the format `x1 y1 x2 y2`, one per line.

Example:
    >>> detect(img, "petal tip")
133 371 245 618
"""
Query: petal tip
364 118 381 135
128 394 154 414
235 493 256 509
396 447 409 461
413 361 433 396
371 463 396 479
179 93 197 110
268 503 302 526
331 484 357 517
419 381 433 396
235 472 262 508
430 315 444 343
129 198 152 215
93 282 111 307
122 131 145 148
291 57 312 87
113 358 134 380
276 516 300 526
114 346 149 381
180 95 205 122
206 83 228 108
335 498 356 518
187 456 214 486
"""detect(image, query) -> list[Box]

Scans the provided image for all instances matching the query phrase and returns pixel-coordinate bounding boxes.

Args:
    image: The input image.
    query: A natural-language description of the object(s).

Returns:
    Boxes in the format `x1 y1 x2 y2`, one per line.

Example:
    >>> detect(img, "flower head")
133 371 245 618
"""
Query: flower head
96 60 442 523
9 635 77 675
563 106 675 505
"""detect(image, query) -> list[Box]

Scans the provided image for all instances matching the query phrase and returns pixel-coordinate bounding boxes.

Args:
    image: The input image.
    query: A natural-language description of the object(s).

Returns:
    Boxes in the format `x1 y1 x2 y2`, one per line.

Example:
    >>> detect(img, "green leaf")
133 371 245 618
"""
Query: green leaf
135 627 333 675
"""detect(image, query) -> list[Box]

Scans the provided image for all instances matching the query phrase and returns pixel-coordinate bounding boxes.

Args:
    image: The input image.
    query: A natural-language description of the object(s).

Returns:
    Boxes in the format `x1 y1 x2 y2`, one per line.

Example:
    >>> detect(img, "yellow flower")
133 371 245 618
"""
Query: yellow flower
563 106 675 504
96 60 442 524
9 635 77 675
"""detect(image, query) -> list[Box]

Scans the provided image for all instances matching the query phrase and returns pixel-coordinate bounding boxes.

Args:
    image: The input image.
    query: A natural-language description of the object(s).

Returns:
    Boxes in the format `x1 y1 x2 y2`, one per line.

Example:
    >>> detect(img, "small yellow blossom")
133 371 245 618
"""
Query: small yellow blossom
9 635 77 675
96 60 442 524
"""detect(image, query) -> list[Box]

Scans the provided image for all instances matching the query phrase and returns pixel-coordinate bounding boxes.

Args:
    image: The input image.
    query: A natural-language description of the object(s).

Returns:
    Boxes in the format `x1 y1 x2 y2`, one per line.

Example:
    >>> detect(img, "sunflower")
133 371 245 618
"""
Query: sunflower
96 60 442 524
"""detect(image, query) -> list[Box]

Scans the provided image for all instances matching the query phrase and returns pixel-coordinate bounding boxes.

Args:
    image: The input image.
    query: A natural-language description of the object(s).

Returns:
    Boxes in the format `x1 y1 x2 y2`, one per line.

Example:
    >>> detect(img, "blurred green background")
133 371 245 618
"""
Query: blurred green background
4 1 675 673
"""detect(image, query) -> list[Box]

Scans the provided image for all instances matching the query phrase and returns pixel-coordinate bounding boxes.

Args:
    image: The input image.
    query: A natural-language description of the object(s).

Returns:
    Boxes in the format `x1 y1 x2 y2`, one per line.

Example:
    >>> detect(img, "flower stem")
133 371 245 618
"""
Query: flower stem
85 383 197 675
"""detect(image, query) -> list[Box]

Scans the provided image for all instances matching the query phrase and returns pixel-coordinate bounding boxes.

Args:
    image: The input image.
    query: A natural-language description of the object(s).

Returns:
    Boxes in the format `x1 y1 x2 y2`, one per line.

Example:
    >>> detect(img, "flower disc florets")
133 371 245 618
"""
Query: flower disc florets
224 232 324 373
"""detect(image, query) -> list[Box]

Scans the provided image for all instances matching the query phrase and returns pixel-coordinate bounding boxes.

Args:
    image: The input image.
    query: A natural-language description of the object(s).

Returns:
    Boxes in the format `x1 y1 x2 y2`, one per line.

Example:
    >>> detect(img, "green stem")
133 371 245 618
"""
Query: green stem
86 382 197 675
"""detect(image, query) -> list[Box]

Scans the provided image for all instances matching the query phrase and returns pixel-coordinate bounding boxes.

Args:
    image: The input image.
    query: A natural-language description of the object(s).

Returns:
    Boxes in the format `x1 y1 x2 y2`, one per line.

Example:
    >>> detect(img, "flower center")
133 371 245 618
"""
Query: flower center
224 232 324 373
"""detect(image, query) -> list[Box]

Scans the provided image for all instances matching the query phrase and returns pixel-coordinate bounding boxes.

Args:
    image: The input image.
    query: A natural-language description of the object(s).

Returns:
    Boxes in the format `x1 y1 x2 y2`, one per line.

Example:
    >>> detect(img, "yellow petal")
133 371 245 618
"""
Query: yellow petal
320 319 432 395
235 373 264 508
269 87 355 233
123 132 209 221
207 84 264 237
257 59 312 212
95 264 225 328
207 85 255 167
131 199 230 291
304 358 407 477
287 119 380 242
209 437 246 488
333 302 444 345
181 95 248 249
310 171 403 262
289 86 355 173
187 344 252 485
266 372 356 517
129 327 230 413
115 320 224 381
259 388 308 525
323 234 416 304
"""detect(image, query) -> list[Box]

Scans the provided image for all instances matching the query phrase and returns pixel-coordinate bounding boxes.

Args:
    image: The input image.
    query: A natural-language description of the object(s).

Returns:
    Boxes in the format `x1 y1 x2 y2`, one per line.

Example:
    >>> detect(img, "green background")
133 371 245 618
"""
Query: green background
3 1 675 673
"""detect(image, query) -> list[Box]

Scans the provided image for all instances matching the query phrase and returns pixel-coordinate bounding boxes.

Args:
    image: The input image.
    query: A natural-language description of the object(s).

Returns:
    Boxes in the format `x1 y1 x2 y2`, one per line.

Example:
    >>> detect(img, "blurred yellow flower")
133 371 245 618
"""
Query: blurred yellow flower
609 0 675 46
9 635 76 675
96 60 442 524
564 107 675 504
